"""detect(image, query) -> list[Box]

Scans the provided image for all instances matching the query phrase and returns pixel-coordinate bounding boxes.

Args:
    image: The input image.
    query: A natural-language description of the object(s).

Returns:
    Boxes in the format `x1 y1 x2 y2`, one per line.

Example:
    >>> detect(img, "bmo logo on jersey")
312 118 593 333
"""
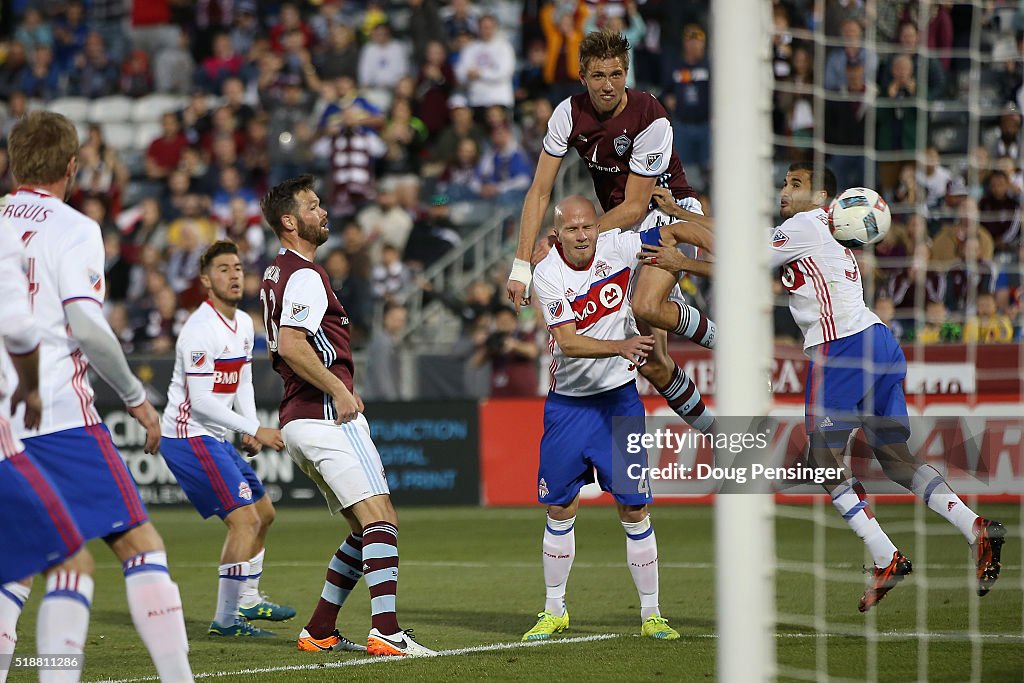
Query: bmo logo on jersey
570 268 629 328
212 358 247 394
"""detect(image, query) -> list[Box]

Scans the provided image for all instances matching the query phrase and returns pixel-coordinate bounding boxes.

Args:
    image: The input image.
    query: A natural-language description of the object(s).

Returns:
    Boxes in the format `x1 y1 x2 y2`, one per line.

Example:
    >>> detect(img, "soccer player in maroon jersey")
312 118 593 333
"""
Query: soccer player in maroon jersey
259 175 436 657
507 30 716 432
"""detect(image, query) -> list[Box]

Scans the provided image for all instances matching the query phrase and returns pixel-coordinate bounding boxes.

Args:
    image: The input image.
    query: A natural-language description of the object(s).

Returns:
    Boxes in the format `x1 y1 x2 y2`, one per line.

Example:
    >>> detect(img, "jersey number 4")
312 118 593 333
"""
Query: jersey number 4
20 231 38 309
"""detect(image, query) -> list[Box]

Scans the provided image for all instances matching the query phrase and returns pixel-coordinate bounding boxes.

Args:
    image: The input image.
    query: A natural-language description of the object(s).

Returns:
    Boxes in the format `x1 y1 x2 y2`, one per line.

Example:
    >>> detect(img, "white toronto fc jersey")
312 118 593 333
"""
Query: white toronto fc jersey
162 301 255 441
3 188 106 437
0 218 39 459
770 207 881 350
532 230 641 397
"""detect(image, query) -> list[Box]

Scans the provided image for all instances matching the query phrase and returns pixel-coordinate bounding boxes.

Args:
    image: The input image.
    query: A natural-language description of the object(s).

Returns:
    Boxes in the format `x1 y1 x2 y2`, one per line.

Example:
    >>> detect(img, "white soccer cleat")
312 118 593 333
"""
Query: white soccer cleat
366 627 438 657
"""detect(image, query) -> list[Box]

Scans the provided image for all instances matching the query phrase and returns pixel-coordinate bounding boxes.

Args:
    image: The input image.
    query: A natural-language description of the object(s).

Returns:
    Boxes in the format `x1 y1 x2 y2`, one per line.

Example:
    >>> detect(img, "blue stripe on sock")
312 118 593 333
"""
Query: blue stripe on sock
923 476 944 505
545 524 574 536
44 589 91 609
248 572 263 580
362 542 397 560
370 595 396 615
123 564 170 578
842 500 868 520
0 585 25 609
339 542 362 563
626 526 654 541
321 583 350 606
364 568 397 587
219 574 247 582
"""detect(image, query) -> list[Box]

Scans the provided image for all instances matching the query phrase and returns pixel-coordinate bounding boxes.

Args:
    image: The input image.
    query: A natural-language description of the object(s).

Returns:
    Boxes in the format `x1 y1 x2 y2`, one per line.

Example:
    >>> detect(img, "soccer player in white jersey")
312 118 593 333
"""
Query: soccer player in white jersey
0 219 95 683
0 112 193 681
645 162 1006 611
506 30 716 433
159 240 294 638
521 195 713 643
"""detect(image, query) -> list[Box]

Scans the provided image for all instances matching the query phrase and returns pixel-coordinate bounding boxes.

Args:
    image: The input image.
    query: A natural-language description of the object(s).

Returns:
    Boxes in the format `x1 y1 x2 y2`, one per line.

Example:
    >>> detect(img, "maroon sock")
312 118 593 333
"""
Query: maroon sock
305 533 363 639
362 521 401 635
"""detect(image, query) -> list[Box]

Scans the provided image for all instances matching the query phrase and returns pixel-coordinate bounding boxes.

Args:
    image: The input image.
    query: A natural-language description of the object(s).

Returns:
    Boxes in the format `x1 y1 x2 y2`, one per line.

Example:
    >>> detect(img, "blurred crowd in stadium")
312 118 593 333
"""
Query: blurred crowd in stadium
0 0 1019 399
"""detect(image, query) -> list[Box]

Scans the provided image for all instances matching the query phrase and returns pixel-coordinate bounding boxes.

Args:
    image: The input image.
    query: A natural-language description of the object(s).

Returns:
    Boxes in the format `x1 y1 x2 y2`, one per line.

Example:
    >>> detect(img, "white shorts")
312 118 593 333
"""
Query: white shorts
638 195 706 303
282 414 390 514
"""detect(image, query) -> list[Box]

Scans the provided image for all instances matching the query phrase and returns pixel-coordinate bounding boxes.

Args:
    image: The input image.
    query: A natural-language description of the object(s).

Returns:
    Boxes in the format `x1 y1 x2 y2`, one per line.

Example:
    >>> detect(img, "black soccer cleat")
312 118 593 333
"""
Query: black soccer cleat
972 518 1006 597
859 551 913 613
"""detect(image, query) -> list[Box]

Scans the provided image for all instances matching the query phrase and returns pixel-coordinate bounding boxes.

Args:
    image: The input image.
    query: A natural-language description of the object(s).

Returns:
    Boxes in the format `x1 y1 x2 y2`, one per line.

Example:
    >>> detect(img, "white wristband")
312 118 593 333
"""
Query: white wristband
509 258 532 289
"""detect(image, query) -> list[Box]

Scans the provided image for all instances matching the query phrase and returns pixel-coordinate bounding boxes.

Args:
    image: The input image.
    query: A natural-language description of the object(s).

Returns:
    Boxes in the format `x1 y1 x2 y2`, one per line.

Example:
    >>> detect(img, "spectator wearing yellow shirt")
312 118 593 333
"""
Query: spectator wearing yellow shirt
963 293 1014 343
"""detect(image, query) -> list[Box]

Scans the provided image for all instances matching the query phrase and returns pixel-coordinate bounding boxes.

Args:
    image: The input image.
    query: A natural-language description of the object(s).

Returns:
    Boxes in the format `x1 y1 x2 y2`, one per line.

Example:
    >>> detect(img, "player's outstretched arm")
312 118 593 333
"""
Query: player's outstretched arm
652 188 715 232
638 244 714 279
658 218 715 254
277 326 360 424
65 299 162 452
550 323 654 363
508 151 563 310
595 173 658 233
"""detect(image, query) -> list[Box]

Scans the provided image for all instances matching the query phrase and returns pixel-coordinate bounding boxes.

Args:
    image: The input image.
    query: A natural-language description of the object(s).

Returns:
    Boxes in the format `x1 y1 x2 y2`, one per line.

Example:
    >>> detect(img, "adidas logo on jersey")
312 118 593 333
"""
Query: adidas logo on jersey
819 416 834 428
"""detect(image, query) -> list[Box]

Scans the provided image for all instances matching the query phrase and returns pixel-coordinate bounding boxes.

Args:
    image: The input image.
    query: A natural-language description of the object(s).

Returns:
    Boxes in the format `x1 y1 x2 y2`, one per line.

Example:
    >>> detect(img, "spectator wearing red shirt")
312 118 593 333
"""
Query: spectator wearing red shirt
199 32 244 92
145 112 188 180
270 2 313 53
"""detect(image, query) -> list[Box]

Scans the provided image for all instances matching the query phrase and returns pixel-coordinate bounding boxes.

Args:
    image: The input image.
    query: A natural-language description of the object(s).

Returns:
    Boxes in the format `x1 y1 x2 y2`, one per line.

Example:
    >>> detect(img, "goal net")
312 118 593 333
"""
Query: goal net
750 1 1024 681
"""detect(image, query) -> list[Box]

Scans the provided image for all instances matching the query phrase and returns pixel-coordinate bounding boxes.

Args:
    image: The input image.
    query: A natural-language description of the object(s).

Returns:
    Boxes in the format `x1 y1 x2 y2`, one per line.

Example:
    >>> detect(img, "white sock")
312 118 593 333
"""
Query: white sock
239 548 265 608
831 479 898 567
214 561 249 627
542 516 575 617
911 465 979 542
38 571 93 683
123 552 193 683
0 582 31 683
622 516 660 621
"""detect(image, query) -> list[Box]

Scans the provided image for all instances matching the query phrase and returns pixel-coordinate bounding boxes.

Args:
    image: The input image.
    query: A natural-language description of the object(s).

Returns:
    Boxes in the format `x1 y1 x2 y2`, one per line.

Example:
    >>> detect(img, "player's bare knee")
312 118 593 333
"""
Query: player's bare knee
617 504 649 523
225 504 262 538
51 548 94 576
547 497 579 520
106 521 165 561
349 494 398 527
256 496 276 529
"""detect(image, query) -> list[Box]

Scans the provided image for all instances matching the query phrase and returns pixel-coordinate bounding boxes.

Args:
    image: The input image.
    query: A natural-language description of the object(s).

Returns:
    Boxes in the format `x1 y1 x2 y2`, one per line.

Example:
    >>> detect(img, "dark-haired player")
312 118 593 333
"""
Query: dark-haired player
159 240 293 638
507 29 715 433
259 176 436 657
645 162 1007 612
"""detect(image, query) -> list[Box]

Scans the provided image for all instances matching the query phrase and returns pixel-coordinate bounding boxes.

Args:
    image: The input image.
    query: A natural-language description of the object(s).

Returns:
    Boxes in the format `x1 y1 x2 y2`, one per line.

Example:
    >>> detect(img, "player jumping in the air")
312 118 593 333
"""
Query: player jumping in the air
522 195 712 642
260 175 436 657
160 240 295 638
644 162 1006 612
0 219 95 683
0 112 193 681
506 30 715 432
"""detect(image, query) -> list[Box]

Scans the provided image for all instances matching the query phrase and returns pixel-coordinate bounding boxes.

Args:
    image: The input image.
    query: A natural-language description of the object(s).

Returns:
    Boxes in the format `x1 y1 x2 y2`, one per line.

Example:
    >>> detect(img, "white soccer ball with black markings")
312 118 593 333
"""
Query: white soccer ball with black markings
827 187 891 249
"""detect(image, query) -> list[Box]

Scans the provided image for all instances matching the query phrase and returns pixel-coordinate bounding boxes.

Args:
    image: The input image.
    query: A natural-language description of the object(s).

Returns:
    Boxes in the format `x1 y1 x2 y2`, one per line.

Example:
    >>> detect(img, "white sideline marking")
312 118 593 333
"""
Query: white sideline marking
86 634 621 683
93 560 1006 571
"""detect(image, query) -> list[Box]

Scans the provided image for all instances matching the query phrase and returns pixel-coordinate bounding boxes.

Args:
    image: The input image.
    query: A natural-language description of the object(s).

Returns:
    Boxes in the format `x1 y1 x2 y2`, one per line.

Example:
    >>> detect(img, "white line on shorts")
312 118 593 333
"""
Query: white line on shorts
86 634 622 683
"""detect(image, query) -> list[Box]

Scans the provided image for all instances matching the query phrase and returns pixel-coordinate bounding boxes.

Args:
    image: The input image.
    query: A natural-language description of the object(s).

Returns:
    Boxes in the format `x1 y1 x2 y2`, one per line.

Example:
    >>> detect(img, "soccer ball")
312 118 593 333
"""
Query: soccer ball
827 187 891 249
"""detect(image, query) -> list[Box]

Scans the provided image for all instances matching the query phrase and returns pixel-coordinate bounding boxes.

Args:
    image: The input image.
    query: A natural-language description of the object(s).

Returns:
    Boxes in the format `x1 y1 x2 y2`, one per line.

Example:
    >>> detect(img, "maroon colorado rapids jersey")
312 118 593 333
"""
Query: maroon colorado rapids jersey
543 89 697 214
261 248 355 426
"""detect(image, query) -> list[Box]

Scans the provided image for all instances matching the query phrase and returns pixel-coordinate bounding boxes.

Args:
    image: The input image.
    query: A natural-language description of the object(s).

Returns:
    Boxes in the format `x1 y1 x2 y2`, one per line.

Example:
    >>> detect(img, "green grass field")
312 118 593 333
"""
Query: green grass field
6 504 1023 682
